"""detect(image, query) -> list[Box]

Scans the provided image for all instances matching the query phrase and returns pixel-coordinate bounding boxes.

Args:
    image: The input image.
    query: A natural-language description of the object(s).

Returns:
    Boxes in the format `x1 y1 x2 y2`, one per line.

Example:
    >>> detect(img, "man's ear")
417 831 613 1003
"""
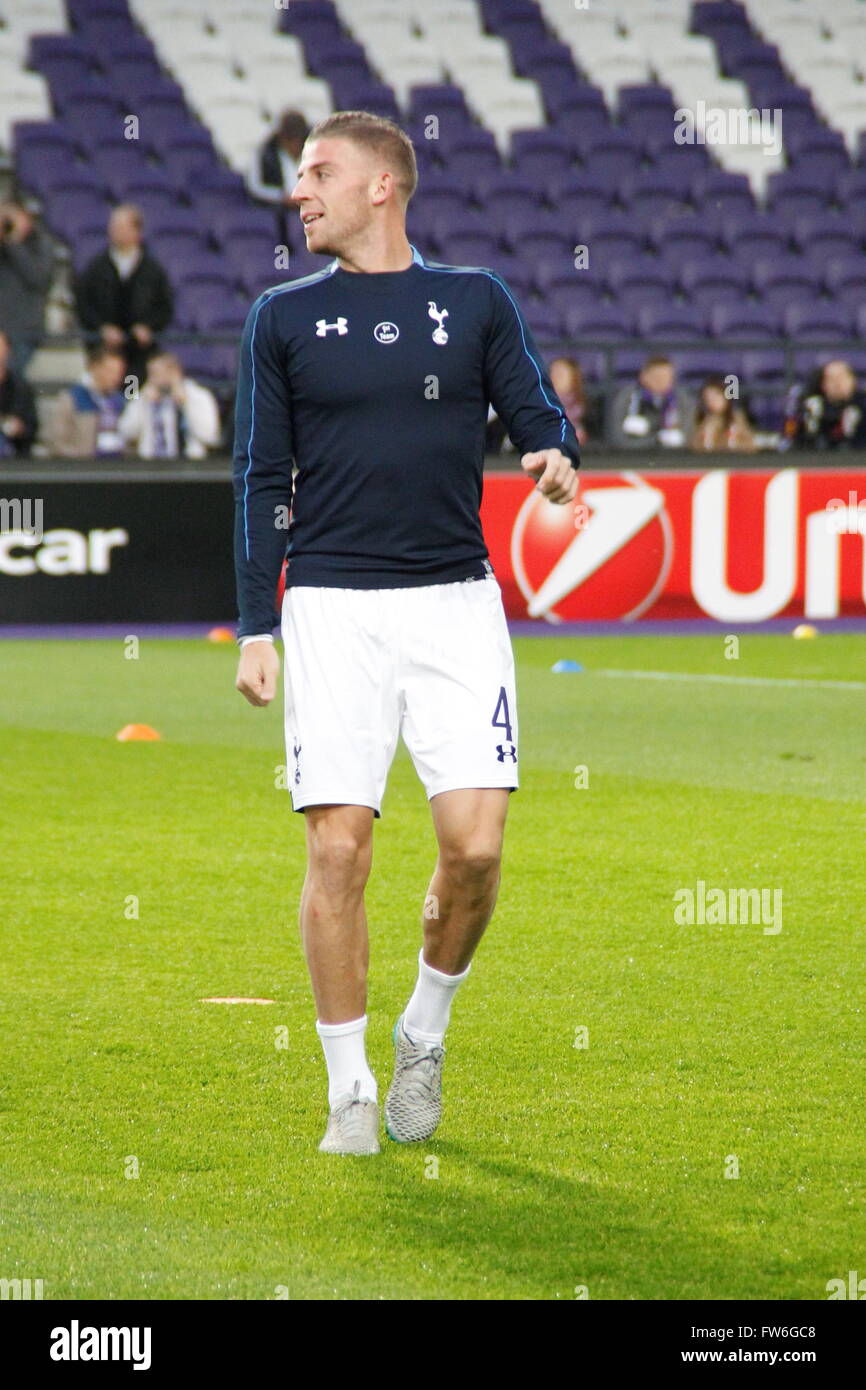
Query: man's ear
369 169 393 206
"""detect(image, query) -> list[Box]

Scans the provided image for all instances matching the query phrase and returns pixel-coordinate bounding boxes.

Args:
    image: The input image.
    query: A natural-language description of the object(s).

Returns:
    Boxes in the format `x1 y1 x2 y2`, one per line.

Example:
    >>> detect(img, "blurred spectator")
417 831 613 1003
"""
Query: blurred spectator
549 356 596 446
119 352 220 459
247 109 310 244
46 346 127 458
609 356 694 450
0 329 37 458
0 200 54 372
689 376 757 453
783 359 866 451
74 204 173 385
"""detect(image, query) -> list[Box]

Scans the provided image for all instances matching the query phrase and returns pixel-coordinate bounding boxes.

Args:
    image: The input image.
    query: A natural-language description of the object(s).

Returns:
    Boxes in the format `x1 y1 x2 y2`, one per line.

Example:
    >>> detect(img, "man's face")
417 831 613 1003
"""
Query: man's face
291 137 382 256
641 363 675 397
92 355 125 393
146 356 178 392
109 209 141 251
822 360 855 402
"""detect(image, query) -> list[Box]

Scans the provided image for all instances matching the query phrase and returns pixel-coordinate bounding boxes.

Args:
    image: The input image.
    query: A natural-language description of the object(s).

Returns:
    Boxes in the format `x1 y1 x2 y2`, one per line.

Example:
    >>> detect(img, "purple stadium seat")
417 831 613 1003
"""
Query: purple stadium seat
670 349 742 388
540 275 606 312
766 171 831 221
606 258 677 305
13 120 79 158
510 128 574 180
522 298 566 339
721 213 790 258
692 170 755 215
406 86 472 125
678 254 748 308
38 55 95 90
211 207 280 241
16 147 90 198
576 134 642 178
620 170 693 220
740 349 787 385
27 34 92 66
563 303 633 339
55 89 123 128
785 130 850 172
751 254 822 301
824 256 866 301
650 215 720 257
574 210 646 254
497 207 568 252
835 169 866 206
784 301 854 341
792 216 860 261
437 232 501 265
635 303 706 340
551 185 615 222
148 230 211 264
532 251 600 292
709 303 782 339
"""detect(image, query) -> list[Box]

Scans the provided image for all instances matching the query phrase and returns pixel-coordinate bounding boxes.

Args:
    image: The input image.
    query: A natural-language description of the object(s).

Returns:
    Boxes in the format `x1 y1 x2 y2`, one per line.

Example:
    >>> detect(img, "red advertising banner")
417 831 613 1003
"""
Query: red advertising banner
480 469 866 623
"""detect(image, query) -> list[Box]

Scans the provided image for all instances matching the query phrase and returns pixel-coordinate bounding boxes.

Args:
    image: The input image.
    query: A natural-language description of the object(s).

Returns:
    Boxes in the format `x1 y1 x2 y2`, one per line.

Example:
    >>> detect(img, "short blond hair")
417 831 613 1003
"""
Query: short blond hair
306 110 418 204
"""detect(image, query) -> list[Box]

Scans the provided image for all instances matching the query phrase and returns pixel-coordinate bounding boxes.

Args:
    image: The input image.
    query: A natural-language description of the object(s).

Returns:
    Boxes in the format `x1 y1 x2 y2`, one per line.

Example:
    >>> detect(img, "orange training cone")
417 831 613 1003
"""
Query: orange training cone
116 724 162 741
207 627 235 643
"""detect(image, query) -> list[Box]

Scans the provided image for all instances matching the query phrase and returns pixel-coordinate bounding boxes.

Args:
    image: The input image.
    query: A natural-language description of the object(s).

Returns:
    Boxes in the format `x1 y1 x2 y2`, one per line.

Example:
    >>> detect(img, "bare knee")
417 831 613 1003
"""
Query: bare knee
438 835 502 885
305 810 373 893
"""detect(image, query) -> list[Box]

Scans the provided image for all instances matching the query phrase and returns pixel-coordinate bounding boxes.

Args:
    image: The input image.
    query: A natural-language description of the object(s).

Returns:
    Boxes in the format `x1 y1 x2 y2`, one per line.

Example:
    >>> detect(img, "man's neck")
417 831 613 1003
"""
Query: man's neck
336 232 413 274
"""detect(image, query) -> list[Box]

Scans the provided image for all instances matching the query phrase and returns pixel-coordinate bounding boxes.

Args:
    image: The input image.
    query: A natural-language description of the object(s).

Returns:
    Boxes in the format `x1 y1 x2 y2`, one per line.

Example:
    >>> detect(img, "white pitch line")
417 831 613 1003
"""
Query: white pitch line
593 669 866 692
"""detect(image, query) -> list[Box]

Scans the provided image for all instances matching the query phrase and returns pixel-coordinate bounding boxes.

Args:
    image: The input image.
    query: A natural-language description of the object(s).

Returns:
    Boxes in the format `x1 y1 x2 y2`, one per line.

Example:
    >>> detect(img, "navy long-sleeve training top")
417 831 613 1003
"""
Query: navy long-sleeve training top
232 244 580 638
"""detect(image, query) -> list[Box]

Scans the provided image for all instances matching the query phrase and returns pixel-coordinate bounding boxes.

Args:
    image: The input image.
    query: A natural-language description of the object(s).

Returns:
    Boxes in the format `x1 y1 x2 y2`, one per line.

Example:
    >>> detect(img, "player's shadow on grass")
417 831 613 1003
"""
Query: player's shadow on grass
369 1145 745 1298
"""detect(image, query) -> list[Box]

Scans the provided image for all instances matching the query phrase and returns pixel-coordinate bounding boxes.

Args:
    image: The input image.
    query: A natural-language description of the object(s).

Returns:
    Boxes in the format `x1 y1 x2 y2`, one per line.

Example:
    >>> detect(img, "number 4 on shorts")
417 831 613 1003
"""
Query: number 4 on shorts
492 686 513 742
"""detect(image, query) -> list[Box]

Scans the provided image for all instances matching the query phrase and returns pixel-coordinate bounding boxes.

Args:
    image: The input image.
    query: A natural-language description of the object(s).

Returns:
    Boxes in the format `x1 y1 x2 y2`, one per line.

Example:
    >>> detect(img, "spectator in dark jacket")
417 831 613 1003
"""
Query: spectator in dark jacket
782 359 866 451
246 109 309 244
0 329 38 458
74 204 173 386
609 355 695 451
0 200 54 371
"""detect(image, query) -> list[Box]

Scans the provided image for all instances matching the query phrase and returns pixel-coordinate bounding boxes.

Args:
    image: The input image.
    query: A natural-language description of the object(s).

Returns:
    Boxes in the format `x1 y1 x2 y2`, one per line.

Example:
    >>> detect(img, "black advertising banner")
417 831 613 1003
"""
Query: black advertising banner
0 478 236 623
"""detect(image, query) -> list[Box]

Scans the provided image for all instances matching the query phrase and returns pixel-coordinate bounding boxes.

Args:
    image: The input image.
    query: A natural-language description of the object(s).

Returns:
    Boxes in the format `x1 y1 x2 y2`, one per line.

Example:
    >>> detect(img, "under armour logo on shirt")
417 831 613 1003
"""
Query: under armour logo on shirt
316 318 348 336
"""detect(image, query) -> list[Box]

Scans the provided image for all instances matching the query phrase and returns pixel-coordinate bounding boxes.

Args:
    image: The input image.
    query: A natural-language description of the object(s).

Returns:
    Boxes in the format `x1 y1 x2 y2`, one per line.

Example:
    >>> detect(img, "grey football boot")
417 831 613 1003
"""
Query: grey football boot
384 1015 445 1143
318 1080 380 1155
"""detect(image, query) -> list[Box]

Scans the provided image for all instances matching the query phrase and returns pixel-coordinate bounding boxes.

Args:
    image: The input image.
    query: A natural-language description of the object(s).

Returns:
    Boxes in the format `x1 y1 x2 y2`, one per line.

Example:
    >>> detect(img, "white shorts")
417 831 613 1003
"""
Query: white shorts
280 575 519 816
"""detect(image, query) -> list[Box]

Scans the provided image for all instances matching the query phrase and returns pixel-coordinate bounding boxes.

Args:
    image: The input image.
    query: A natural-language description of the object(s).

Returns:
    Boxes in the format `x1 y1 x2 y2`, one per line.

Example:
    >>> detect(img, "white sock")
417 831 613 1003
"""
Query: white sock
315 1015 377 1108
403 948 471 1048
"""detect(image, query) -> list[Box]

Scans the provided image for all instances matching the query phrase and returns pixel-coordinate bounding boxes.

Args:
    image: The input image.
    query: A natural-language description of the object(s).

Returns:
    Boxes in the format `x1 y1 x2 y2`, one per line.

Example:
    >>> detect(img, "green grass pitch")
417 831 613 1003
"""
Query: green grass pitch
1 632 864 1301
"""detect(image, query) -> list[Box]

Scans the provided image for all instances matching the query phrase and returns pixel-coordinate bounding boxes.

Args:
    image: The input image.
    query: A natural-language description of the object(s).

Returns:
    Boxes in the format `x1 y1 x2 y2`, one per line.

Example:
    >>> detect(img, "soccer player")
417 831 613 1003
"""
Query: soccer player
233 111 579 1155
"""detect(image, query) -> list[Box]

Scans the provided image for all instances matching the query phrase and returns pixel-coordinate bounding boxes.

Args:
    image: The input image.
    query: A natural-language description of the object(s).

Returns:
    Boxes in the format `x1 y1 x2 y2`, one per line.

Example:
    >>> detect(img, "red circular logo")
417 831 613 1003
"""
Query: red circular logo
511 473 673 621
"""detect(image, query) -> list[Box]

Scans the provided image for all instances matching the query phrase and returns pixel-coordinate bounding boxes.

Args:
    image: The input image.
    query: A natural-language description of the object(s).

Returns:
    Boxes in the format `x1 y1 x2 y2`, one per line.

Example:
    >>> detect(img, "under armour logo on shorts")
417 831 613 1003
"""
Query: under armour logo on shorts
496 743 517 763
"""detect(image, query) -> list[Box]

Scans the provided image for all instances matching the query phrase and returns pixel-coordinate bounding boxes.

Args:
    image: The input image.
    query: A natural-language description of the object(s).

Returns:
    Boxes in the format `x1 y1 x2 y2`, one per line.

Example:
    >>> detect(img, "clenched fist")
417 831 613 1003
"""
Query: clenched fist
236 640 280 707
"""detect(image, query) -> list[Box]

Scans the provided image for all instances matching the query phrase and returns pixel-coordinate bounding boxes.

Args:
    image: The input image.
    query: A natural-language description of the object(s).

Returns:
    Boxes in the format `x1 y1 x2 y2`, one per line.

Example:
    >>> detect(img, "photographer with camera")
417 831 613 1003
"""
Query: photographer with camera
119 351 219 460
0 200 54 372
